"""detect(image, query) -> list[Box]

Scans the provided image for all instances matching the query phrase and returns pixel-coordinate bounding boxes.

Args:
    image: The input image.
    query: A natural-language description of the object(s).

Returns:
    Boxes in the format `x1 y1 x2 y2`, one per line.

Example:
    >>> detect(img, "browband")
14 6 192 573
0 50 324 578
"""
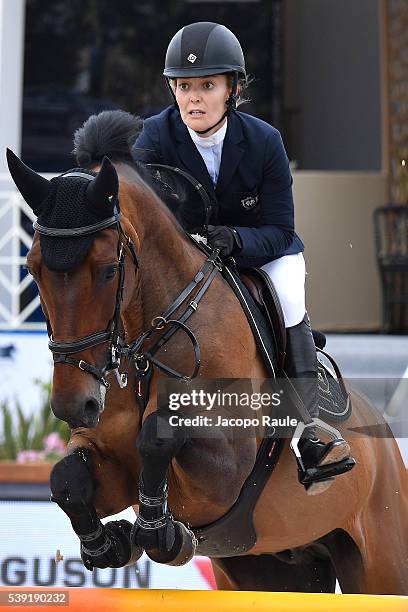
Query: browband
61 171 96 181
33 213 121 237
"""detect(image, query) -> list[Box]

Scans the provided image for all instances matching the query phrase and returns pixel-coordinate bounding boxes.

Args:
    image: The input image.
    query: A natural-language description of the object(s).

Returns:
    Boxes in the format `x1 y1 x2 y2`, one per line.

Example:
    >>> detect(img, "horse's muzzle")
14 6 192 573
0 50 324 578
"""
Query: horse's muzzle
51 395 102 429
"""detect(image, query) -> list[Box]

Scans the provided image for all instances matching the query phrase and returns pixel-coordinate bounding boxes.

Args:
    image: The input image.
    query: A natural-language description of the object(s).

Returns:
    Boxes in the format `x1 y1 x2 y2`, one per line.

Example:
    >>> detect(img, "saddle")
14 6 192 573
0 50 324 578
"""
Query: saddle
240 266 329 371
237 264 352 423
187 235 351 421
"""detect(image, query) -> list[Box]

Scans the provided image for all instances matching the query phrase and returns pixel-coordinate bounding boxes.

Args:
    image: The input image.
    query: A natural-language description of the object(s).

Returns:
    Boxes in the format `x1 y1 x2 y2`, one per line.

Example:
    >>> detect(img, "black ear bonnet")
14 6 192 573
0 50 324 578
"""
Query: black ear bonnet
38 168 119 272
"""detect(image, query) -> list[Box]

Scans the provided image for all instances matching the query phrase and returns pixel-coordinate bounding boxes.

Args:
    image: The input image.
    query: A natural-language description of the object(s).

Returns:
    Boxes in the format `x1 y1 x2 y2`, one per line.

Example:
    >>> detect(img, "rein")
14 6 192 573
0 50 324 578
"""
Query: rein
125 247 221 381
37 171 221 411
146 163 214 235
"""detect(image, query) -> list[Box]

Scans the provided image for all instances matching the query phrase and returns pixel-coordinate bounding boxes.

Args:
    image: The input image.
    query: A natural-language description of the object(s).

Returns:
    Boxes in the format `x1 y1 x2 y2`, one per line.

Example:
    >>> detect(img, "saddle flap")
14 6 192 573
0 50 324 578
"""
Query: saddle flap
240 267 287 371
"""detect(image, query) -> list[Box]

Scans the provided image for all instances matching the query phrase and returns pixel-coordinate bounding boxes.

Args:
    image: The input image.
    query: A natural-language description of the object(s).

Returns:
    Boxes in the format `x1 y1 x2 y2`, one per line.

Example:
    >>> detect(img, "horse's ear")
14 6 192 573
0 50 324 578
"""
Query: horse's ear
86 156 119 215
6 148 50 215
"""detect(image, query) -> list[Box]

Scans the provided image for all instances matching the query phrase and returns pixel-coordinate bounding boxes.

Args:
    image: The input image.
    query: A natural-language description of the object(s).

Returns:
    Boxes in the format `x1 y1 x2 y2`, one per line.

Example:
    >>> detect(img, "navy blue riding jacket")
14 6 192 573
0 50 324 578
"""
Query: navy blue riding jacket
132 105 304 268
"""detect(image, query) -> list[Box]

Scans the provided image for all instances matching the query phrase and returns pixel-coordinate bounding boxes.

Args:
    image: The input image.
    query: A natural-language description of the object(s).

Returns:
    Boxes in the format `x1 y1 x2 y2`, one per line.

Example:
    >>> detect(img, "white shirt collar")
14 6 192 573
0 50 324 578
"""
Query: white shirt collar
187 119 228 148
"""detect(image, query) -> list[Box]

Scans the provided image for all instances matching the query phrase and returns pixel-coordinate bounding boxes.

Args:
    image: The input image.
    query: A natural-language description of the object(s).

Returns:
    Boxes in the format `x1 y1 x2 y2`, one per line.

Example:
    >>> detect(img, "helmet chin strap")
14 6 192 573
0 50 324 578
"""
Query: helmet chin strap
193 109 229 135
165 73 238 136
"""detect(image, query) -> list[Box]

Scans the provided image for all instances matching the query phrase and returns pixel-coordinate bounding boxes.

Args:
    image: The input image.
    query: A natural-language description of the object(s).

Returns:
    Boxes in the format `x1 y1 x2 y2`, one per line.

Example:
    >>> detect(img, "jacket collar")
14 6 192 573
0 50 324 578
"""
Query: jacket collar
172 109 245 197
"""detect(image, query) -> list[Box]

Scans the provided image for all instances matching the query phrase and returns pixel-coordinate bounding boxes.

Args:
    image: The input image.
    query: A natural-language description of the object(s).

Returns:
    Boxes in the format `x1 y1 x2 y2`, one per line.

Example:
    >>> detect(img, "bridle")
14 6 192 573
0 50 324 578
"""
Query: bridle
36 171 222 403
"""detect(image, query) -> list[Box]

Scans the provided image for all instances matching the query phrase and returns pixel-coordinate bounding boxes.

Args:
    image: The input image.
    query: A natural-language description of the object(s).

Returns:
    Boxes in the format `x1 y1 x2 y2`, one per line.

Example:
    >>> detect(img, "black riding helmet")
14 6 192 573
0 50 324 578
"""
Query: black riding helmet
164 22 246 134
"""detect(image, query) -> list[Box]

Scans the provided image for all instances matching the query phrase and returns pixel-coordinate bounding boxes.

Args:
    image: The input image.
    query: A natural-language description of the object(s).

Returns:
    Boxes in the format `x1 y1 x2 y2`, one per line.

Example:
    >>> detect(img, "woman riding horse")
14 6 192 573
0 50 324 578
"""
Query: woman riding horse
6 25 408 591
132 21 354 494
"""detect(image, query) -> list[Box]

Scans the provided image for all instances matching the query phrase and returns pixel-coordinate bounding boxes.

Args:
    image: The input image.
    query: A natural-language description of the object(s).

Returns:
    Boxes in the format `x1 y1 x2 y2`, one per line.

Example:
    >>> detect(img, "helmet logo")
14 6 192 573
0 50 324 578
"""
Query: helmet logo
187 53 197 63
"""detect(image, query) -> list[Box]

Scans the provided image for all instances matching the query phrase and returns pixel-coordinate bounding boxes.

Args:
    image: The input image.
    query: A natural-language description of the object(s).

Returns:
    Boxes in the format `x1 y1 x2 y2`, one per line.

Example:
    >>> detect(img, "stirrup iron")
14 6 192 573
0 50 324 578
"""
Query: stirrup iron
290 418 355 488
290 418 345 465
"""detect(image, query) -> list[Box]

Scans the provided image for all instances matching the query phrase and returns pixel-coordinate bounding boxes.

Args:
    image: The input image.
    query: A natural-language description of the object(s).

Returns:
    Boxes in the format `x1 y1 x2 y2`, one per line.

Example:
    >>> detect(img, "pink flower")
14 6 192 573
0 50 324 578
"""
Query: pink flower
17 450 45 463
43 433 66 454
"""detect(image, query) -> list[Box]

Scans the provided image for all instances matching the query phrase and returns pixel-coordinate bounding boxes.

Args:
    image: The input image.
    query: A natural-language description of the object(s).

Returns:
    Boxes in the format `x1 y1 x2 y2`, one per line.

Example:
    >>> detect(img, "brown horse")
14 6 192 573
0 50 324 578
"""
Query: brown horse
6 111 408 595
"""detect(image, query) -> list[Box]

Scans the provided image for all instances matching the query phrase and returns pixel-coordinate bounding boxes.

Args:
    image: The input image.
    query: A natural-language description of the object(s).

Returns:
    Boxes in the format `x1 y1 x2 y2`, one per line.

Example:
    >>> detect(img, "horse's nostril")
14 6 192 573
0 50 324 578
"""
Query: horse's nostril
84 397 100 420
51 397 101 429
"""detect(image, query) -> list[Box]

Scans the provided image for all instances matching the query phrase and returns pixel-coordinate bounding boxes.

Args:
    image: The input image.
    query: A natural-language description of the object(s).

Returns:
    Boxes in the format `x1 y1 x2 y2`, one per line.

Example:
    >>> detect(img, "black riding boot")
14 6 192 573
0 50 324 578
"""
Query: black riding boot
285 313 354 494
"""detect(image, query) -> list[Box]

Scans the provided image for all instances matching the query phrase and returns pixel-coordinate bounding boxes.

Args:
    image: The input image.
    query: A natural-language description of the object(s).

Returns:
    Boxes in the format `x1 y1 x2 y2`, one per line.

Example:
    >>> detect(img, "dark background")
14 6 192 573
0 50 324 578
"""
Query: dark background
21 0 382 174
22 0 283 172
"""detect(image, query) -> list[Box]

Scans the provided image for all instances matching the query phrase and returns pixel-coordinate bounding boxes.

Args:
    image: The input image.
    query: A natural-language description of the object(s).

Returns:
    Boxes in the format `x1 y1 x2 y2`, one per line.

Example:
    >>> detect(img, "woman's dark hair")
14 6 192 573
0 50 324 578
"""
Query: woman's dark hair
227 73 253 107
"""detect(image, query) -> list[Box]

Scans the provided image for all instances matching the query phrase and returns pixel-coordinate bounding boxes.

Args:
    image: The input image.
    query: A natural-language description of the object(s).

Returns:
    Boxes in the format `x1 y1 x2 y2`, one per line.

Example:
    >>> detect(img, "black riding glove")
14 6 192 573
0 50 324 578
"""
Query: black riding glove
207 225 242 258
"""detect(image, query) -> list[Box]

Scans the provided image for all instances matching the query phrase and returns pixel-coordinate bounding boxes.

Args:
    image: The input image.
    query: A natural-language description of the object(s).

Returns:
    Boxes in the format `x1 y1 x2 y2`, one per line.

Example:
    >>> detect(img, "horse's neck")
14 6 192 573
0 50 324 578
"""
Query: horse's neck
120 167 203 336
139 201 202 325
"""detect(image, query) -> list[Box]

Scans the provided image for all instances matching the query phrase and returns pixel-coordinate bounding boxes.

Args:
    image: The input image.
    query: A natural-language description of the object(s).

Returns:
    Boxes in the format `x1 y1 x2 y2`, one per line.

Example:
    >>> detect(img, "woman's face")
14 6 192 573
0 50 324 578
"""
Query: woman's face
175 75 231 136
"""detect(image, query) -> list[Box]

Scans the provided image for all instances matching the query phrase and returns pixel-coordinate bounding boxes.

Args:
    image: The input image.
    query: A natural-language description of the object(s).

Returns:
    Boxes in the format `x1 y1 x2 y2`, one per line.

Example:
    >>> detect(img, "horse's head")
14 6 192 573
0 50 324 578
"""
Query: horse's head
7 150 139 429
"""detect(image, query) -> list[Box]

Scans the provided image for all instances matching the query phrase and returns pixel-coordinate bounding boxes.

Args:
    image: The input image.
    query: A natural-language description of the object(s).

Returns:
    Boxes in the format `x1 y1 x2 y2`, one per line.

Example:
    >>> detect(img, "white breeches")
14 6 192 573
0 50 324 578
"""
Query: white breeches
261 253 306 328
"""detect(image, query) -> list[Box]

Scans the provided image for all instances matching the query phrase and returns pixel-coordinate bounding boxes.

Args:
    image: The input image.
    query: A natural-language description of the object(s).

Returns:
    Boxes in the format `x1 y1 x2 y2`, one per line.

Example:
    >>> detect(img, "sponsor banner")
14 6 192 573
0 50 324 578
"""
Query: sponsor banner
0 501 214 589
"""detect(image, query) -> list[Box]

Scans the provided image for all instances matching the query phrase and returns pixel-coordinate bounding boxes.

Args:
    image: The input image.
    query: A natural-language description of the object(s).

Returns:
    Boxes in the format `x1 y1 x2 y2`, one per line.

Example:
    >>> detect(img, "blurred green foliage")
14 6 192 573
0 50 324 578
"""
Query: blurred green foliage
0 379 69 461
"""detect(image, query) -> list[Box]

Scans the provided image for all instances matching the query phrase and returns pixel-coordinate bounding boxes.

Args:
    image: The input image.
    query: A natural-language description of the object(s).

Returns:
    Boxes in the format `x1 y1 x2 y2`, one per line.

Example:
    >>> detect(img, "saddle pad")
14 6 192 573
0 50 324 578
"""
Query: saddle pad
317 359 352 422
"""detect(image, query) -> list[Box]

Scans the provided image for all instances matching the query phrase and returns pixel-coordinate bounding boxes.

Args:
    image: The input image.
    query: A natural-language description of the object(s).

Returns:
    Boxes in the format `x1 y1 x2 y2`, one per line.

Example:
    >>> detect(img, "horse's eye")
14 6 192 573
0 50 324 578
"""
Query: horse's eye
101 265 118 283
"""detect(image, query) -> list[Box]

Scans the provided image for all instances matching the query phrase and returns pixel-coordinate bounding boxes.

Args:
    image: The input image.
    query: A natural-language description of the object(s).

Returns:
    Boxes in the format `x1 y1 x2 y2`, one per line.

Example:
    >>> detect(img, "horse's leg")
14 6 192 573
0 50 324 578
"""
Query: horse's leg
133 407 257 566
131 410 196 565
322 523 408 595
212 550 337 593
360 476 408 595
328 435 408 596
358 543 408 594
50 448 143 570
346 519 408 594
314 529 365 594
